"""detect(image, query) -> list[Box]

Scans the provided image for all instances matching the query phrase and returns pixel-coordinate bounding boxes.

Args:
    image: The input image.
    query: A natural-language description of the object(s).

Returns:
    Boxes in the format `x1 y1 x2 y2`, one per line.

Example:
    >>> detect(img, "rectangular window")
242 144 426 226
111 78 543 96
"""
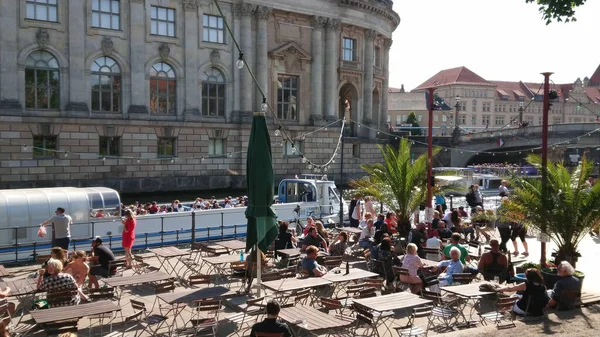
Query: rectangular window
208 138 225 156
461 103 466 112
538 116 542 125
386 115 390 123
202 14 224 43
433 115 439 122
471 115 477 125
283 141 302 157
417 115 423 122
553 117 562 124
157 137 177 157
277 75 298 120
374 47 381 67
442 115 447 122
26 0 58 22
482 115 491 126
92 0 120 30
342 38 355 61
525 116 534 125
396 115 402 125
150 6 176 37
352 144 360 158
33 135 58 158
472 103 476 112
99 136 120 156
459 114 466 125
495 116 505 126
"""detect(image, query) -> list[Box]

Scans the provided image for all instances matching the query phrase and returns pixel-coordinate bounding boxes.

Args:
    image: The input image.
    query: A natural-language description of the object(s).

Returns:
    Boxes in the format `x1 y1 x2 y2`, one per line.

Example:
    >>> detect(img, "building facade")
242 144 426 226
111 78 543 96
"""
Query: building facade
0 0 399 192
410 66 600 133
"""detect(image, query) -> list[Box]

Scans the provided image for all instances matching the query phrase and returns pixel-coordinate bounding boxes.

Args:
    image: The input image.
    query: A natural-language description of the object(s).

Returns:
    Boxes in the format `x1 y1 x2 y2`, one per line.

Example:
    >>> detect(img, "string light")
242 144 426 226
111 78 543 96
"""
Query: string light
102 157 106 161
170 159 174 163
301 156 307 163
235 52 245 69
274 126 281 137
261 97 268 112
64 152 68 158
137 158 140 163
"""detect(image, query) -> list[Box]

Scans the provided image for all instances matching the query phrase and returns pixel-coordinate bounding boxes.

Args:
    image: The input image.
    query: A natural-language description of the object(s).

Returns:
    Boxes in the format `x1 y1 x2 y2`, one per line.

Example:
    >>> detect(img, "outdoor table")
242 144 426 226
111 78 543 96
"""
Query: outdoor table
215 240 247 252
0 265 10 278
338 227 363 235
441 283 496 327
0 277 39 322
398 256 438 268
30 300 121 324
103 271 174 303
201 254 245 281
275 248 301 257
278 304 354 336
261 277 332 303
323 268 379 297
150 247 190 278
353 292 433 337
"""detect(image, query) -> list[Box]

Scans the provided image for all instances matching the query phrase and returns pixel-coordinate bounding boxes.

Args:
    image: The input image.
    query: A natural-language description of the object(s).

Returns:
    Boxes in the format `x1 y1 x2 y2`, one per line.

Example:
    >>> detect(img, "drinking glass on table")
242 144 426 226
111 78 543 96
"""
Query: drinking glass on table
494 276 500 284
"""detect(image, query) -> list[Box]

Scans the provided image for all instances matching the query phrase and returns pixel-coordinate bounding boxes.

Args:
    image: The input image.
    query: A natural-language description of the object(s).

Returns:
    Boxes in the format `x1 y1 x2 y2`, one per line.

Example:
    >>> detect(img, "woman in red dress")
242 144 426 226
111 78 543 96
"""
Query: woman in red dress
121 209 136 268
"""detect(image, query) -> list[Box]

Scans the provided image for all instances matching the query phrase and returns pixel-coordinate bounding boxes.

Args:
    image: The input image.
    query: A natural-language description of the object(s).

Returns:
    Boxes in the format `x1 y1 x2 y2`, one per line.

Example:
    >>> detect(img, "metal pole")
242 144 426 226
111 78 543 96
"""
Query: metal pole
191 212 196 245
540 72 552 267
339 122 345 226
426 88 435 222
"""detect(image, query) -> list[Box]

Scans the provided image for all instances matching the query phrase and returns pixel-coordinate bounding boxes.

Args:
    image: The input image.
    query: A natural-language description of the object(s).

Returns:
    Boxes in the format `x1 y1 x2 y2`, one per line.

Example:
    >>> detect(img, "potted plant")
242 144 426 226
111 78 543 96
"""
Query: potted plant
502 154 600 291
471 209 496 227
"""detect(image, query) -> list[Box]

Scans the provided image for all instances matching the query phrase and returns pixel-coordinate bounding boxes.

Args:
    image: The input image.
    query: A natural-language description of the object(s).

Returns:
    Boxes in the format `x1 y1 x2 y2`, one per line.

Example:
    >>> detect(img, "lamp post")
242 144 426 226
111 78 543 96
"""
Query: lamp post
452 96 461 143
425 88 436 222
518 101 524 127
540 72 553 266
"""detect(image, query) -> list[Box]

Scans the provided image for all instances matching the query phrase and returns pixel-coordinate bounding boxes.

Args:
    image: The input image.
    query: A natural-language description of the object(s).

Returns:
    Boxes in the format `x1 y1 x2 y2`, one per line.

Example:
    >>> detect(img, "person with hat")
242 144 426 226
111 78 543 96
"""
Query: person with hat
88 237 116 289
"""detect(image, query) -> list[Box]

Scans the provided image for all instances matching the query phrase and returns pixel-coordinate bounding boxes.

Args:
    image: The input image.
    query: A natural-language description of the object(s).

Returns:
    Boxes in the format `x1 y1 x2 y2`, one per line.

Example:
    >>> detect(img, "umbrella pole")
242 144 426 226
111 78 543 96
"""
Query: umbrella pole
255 245 262 297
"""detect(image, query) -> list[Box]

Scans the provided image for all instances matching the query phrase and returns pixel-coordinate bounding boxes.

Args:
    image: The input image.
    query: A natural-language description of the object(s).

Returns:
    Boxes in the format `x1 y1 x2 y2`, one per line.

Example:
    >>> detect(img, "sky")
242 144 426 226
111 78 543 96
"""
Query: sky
389 0 600 91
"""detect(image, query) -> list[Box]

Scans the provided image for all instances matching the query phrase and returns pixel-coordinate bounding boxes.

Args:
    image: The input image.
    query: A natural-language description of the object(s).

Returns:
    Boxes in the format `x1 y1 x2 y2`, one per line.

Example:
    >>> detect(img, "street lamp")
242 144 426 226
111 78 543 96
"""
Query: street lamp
425 88 436 222
452 96 461 143
518 100 524 127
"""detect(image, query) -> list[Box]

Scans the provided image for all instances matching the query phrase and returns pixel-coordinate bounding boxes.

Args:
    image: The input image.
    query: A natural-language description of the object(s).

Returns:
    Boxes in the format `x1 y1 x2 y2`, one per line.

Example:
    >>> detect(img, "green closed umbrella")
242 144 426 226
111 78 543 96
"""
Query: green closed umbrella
245 112 278 254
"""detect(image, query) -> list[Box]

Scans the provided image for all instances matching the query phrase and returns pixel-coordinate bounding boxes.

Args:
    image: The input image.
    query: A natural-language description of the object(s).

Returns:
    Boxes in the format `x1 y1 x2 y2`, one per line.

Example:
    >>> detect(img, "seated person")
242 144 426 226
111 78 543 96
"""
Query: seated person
478 239 508 282
302 217 316 236
384 211 398 234
358 219 376 249
442 233 470 264
0 288 15 315
432 247 464 286
63 250 90 287
457 206 468 218
88 237 116 289
42 247 68 279
408 223 427 258
301 227 327 252
547 261 581 310
374 214 385 231
328 232 348 256
425 231 442 261
37 258 80 307
374 221 391 246
301 245 327 277
437 220 453 240
376 237 401 285
274 221 296 252
401 243 424 293
250 300 293 337
497 268 549 316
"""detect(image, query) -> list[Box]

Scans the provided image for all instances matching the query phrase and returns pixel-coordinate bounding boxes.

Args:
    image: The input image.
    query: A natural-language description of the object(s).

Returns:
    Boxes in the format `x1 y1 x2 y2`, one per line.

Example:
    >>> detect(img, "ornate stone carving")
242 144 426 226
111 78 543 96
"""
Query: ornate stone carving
36 28 49 49
269 42 312 74
310 16 327 29
283 49 301 73
233 3 254 18
383 38 393 50
341 74 359 86
210 50 220 64
101 36 114 55
326 19 340 31
344 25 359 38
254 6 271 20
365 29 377 40
181 0 198 11
279 12 298 25
159 43 170 60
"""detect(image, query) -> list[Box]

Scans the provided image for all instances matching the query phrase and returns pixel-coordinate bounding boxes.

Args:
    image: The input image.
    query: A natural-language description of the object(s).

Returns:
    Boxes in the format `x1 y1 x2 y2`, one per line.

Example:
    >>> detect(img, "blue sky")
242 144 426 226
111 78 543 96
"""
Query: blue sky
389 0 600 91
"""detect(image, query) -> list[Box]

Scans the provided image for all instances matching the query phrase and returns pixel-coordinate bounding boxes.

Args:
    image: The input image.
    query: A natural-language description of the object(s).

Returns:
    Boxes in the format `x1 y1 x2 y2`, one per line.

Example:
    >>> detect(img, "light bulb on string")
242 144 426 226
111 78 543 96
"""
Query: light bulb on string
308 164 313 169
332 159 335 164
137 158 141 163
201 156 205 162
324 127 328 131
261 97 268 112
228 153 233 158
64 152 68 158
23 145 27 151
274 126 281 137
301 156 307 163
102 157 106 161
291 146 296 154
170 159 174 163
235 53 245 69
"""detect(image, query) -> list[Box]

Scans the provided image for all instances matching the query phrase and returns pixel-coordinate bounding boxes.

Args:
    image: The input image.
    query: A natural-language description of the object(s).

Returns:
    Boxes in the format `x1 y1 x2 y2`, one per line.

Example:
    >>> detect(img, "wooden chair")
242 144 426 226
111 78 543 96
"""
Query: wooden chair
355 287 377 299
345 283 365 297
0 304 36 336
44 319 79 336
189 274 212 288
189 299 222 337
46 289 79 308
421 248 441 262
153 280 176 294
353 303 392 337
286 254 301 268
127 299 172 337
284 288 311 306
364 278 385 292
132 255 159 274
89 286 118 302
420 290 460 330
452 273 474 285
323 256 343 270
479 295 519 329
278 266 296 279
198 242 229 257
107 259 127 278
393 305 433 337
395 267 420 293
260 272 280 282
227 297 266 337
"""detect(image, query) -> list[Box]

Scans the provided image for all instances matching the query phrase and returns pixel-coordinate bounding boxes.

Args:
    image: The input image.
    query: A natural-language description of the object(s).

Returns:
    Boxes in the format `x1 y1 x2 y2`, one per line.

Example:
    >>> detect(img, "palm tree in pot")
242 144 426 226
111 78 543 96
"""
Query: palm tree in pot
502 154 600 289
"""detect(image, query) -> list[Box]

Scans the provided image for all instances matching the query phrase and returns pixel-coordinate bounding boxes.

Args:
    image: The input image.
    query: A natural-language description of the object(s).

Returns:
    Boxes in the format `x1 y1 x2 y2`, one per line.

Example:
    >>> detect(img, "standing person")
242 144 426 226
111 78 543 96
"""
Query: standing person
510 221 529 256
350 195 362 228
499 180 510 197
88 237 116 289
348 195 358 227
121 209 136 268
364 196 377 217
434 191 447 213
465 185 476 209
495 198 512 253
472 185 484 209
40 207 72 250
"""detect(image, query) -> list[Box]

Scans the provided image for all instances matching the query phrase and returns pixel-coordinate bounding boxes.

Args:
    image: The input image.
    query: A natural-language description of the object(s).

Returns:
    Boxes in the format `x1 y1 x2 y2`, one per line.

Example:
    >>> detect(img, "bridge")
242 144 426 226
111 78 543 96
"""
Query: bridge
449 123 600 166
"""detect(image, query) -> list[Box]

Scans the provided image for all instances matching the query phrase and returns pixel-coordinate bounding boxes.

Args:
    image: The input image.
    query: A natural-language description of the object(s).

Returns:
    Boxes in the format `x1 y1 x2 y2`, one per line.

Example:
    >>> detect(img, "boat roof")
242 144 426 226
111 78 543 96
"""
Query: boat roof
433 167 476 171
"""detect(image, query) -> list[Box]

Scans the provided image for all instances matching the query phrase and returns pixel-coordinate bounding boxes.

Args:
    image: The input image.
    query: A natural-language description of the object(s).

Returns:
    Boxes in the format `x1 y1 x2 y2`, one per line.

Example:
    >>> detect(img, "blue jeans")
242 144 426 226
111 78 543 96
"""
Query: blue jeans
53 237 70 250
359 240 373 250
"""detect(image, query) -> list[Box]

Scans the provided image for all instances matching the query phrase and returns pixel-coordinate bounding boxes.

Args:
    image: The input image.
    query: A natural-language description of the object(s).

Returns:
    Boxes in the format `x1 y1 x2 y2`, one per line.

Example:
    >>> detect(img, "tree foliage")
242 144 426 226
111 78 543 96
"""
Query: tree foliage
500 154 600 267
526 0 586 24
349 139 439 222
406 111 422 136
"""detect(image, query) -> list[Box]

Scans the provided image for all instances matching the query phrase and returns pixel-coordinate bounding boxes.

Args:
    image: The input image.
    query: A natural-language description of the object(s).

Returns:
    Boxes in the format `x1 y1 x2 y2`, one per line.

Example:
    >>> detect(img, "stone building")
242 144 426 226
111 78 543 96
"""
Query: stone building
411 66 600 132
0 0 399 192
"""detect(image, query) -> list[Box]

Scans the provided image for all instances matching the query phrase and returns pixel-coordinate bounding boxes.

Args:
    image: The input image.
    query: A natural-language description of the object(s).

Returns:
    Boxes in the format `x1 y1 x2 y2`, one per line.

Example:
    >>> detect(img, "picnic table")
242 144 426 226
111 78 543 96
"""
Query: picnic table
353 292 433 337
103 271 174 288
30 300 121 324
215 240 246 251
442 283 496 326
150 247 190 278
278 305 354 336
0 277 39 321
323 268 379 297
201 254 244 279
275 248 301 257
261 277 332 303
0 265 10 278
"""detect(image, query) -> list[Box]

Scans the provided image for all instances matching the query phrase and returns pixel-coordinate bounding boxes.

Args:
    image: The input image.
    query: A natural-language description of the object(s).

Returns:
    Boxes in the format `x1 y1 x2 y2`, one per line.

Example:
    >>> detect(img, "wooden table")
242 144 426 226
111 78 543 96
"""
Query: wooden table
150 247 190 277
215 240 246 251
337 227 363 234
30 300 121 324
0 265 10 278
323 268 378 297
261 277 332 303
442 283 496 326
157 286 237 304
278 305 353 335
0 278 38 297
201 254 244 278
275 248 301 257
398 256 438 268
103 271 173 287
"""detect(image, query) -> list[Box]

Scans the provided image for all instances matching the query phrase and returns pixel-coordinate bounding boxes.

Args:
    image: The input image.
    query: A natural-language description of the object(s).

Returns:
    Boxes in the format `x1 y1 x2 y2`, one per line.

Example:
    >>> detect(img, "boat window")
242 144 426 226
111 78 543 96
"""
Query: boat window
287 182 299 203
102 191 120 212
88 192 104 210
329 187 340 204
300 183 316 202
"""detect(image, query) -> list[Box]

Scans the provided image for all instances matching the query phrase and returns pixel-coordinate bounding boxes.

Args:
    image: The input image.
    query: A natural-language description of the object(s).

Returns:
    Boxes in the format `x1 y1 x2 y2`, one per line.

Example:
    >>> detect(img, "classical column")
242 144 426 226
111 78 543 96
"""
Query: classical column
310 16 326 123
237 3 254 113
254 6 271 111
362 29 376 129
128 0 147 114
183 1 199 117
323 18 340 121
66 0 88 111
380 39 392 133
232 5 241 113
0 0 20 109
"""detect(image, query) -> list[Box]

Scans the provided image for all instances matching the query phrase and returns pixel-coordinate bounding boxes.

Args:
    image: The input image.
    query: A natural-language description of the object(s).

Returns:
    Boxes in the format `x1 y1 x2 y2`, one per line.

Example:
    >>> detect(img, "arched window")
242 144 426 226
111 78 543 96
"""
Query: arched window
149 62 176 115
25 51 60 109
91 57 121 112
201 68 225 117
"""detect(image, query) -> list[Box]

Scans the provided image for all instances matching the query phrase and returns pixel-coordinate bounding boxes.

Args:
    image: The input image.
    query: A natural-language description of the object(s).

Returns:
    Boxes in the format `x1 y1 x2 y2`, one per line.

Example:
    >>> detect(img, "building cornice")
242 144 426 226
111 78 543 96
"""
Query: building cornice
339 0 400 29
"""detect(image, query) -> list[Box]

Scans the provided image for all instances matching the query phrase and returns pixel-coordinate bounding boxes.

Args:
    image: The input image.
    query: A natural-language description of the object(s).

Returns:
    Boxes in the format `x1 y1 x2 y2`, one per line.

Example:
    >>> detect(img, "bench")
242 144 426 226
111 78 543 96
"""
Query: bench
578 292 600 307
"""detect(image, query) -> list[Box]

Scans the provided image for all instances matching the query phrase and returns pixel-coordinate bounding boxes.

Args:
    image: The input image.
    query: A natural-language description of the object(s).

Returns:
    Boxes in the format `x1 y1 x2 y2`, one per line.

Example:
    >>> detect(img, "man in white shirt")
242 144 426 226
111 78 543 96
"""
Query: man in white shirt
499 180 509 197
359 219 376 249
425 231 442 261
40 207 72 250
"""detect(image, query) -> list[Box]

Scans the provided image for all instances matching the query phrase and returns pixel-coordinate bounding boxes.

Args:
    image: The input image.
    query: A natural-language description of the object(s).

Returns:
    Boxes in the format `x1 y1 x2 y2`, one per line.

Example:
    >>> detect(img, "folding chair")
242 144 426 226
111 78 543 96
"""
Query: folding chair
355 287 377 299
126 299 172 337
46 289 79 308
286 254 301 269
395 267 421 294
393 305 433 337
132 255 159 275
89 286 118 302
153 280 176 295
44 319 79 336
226 297 266 337
277 267 296 279
421 248 441 262
229 261 247 291
318 297 353 319
353 303 393 337
0 307 36 337
189 274 212 288
419 290 460 332
108 259 127 278
281 288 311 307
345 283 365 297
188 299 222 337
364 278 386 293
452 273 474 285
479 295 519 329
260 272 280 282
322 256 343 270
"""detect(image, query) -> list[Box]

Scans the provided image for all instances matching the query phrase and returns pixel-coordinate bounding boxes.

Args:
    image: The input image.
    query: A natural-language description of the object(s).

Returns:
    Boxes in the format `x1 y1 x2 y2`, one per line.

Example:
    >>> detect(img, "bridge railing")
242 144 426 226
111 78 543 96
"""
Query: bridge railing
460 123 600 142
